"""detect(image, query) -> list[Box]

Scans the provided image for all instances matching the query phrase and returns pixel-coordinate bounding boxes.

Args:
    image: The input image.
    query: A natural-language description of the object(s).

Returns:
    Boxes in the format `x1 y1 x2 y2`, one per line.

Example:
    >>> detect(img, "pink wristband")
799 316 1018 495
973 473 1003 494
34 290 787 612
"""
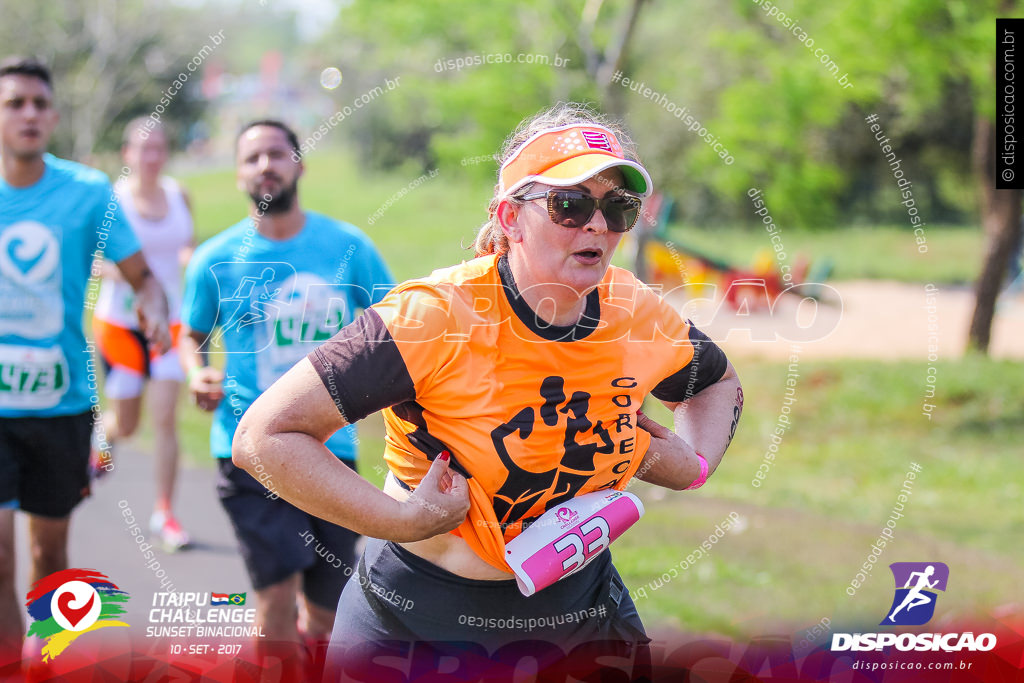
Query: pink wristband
685 452 709 490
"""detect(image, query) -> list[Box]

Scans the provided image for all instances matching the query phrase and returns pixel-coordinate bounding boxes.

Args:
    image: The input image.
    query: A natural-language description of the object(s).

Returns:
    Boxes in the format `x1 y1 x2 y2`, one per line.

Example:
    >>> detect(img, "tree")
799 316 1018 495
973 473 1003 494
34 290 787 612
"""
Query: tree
968 0 1022 352
309 0 650 175
707 0 1008 352
0 0 216 159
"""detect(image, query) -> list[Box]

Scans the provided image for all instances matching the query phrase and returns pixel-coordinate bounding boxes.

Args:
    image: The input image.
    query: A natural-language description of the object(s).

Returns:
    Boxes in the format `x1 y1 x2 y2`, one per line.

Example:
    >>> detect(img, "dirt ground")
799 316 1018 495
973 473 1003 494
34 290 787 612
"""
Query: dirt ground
669 280 1023 361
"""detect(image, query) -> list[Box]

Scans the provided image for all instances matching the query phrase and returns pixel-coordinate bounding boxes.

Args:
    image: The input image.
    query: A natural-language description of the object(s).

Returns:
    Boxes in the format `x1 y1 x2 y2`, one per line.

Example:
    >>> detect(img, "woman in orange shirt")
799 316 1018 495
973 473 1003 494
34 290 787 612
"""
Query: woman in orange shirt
234 103 742 671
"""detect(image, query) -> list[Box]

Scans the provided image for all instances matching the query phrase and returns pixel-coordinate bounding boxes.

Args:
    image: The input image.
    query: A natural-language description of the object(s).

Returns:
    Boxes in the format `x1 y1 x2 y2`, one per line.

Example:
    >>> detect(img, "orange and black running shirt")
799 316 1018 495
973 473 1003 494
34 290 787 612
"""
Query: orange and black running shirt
308 254 728 572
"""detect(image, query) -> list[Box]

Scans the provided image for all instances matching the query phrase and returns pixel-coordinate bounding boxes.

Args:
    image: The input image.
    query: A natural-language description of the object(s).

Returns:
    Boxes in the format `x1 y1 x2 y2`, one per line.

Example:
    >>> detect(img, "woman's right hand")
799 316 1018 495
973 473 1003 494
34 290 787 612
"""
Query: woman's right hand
397 453 470 541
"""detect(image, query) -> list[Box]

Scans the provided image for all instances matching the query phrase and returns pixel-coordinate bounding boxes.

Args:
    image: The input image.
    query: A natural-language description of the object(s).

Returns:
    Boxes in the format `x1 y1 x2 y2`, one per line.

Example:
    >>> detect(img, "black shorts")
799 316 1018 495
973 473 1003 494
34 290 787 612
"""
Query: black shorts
216 458 360 610
324 538 651 680
0 411 93 517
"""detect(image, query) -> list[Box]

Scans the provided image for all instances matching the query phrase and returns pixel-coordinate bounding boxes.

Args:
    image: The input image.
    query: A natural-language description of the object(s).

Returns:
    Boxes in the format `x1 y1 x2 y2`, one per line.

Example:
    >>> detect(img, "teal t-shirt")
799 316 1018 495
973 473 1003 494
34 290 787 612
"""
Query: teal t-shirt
181 211 393 459
0 154 139 417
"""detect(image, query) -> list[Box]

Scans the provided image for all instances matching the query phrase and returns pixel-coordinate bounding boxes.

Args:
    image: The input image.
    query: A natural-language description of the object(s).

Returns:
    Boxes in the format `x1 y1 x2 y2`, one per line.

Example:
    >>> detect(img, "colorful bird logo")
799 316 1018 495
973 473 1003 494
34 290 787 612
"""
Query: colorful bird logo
25 568 130 661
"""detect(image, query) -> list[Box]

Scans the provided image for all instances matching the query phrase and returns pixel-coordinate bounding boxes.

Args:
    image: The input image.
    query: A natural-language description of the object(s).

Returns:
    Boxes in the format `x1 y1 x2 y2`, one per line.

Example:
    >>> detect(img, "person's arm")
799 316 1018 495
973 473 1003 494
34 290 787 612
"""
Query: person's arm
100 257 123 281
179 243 195 269
179 325 223 411
232 358 470 541
116 251 171 352
179 242 226 410
179 186 195 268
635 361 743 490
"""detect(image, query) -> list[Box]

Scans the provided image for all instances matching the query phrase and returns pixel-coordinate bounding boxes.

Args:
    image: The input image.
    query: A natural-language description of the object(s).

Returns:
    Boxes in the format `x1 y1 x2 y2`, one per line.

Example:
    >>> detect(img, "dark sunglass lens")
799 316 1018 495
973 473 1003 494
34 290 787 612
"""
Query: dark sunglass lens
550 192 595 227
604 197 640 232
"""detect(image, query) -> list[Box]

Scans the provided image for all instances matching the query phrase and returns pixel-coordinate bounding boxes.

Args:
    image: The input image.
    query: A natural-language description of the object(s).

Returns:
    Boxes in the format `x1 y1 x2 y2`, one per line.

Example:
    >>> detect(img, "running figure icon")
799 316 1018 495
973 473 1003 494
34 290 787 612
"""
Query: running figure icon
887 565 938 622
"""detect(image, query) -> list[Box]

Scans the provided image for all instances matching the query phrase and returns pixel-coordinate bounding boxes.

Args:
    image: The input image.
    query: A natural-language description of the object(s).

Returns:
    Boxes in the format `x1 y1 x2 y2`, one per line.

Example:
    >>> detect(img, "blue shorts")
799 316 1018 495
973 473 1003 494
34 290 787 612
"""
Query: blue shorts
216 458 360 609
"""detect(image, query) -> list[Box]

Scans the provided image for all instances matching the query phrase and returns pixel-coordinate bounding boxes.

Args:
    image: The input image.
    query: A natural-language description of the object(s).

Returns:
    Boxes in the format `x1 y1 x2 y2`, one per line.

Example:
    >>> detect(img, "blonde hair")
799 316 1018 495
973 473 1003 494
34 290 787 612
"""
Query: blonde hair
473 102 640 257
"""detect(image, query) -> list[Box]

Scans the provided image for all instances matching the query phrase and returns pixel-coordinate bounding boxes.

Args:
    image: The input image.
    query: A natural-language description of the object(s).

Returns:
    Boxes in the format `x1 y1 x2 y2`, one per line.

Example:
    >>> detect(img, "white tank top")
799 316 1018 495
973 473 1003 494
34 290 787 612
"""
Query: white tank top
95 177 193 327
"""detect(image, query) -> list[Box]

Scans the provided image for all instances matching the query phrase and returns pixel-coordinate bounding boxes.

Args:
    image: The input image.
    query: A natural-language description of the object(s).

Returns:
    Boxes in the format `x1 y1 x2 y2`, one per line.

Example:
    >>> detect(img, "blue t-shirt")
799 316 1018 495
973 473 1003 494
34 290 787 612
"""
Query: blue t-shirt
182 211 393 459
0 154 140 417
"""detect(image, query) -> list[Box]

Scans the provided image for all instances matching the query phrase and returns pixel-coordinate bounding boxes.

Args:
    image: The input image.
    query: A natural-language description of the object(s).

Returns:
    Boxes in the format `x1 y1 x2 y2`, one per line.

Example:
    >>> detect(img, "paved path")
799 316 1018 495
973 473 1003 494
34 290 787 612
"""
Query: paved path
14 445 251 628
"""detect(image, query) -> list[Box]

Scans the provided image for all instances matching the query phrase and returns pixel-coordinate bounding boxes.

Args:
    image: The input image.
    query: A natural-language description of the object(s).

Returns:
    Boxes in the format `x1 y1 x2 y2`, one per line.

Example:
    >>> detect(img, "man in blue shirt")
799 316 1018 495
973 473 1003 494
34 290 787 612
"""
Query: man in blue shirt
0 57 169 654
180 120 392 663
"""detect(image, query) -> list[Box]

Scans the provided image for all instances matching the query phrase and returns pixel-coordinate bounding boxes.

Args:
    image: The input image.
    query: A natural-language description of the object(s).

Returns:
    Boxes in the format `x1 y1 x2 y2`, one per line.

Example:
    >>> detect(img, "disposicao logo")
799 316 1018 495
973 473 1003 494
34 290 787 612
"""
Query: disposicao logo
882 562 948 626
832 562 996 653
25 569 129 661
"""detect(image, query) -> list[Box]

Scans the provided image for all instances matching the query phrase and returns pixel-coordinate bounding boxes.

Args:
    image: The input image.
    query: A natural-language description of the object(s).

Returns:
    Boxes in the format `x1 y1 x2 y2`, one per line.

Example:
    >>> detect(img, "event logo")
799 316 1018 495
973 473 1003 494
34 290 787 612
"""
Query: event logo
25 569 129 661
211 592 246 606
882 561 948 626
555 507 579 529
0 221 64 340
0 221 59 284
832 561 996 653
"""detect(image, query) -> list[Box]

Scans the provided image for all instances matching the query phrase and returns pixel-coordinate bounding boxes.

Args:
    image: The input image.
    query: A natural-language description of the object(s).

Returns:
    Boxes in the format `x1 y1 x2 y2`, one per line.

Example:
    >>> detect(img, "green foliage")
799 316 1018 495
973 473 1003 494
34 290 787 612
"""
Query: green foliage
310 0 609 177
2 0 1002 227
701 0 1001 227
0 0 221 157
296 0 995 229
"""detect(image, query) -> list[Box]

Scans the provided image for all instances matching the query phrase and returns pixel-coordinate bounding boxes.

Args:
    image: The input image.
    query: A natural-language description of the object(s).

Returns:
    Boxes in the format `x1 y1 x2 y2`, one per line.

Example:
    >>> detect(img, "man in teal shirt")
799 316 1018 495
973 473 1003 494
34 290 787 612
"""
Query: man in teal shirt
180 119 392 665
0 57 169 657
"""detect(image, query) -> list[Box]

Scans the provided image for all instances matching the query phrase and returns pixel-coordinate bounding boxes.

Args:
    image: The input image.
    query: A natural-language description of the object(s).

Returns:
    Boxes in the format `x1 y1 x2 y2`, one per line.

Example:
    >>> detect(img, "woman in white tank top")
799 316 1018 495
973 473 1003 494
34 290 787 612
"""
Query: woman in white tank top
92 118 194 551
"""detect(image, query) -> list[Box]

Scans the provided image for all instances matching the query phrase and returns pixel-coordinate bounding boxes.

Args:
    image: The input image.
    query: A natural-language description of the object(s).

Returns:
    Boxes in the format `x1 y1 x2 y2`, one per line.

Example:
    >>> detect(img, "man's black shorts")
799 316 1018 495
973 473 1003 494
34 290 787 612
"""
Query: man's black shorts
216 457 360 610
0 411 93 517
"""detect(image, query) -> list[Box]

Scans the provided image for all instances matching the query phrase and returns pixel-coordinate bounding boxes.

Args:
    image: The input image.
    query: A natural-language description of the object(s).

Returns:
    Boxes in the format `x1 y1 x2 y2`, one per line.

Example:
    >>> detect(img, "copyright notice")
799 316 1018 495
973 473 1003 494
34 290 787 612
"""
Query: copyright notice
997 18 1024 189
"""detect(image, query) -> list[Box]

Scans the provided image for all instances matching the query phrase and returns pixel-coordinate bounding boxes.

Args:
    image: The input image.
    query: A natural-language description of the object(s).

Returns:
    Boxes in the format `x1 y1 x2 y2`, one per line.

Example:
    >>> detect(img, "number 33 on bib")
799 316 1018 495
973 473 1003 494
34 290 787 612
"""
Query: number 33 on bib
505 489 644 596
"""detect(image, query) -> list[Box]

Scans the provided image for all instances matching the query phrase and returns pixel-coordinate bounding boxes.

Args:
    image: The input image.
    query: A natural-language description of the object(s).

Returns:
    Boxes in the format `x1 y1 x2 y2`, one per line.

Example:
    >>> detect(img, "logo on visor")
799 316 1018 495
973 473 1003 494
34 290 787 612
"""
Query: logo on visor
581 129 615 153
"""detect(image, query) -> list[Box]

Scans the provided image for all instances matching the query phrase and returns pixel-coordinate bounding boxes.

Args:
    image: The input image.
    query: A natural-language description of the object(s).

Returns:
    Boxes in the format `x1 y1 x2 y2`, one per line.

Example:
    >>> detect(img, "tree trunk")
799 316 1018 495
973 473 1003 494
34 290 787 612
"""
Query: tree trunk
595 0 646 117
968 115 1023 353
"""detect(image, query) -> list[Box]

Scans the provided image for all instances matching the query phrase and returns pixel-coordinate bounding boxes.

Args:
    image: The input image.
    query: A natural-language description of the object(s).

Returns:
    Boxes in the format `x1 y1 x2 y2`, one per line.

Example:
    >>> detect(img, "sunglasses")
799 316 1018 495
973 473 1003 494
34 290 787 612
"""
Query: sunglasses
516 189 642 233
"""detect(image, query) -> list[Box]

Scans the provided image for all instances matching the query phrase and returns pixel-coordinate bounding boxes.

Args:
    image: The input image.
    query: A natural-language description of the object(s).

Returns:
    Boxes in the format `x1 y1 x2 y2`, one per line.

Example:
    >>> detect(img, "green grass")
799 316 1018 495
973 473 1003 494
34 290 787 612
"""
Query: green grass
662 223 983 285
626 356 1023 635
179 153 488 283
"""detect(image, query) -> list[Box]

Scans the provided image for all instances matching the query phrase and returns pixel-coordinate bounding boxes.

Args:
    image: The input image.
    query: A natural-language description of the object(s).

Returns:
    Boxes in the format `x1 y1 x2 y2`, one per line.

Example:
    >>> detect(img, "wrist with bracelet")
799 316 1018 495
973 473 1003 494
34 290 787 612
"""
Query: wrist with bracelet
686 451 709 490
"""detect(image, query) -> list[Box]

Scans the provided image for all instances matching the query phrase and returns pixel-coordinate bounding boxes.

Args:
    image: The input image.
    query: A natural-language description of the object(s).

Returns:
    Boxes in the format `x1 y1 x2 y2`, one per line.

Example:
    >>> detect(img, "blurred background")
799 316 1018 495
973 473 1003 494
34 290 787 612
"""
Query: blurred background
4 0 1021 646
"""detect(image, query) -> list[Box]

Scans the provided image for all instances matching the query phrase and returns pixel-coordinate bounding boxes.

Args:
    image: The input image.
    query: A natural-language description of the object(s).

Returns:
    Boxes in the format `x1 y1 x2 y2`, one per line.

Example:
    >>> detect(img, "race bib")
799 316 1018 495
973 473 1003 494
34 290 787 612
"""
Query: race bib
505 490 644 597
0 344 70 409
254 272 348 391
